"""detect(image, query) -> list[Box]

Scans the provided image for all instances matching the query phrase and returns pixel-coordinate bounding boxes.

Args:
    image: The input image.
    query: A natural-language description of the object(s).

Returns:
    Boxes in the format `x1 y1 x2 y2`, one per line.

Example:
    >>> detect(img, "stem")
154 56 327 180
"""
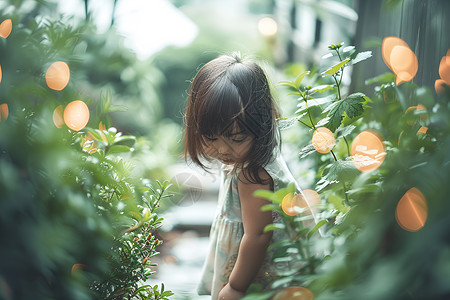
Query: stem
342 181 350 206
333 75 341 101
305 99 316 130
330 149 337 161
343 136 351 156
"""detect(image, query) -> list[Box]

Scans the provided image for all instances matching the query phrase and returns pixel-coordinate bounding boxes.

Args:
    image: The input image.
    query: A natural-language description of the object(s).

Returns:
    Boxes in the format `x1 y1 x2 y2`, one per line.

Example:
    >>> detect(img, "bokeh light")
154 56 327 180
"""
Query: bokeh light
71 263 87 274
0 103 9 122
435 79 446 95
395 187 427 232
382 36 418 84
405 104 427 125
282 193 302 216
63 100 90 131
0 64 2 83
0 19 12 38
282 190 320 217
439 53 450 86
273 286 314 300
258 16 278 37
53 105 64 128
351 129 385 172
45 61 70 91
312 127 335 154
417 126 428 135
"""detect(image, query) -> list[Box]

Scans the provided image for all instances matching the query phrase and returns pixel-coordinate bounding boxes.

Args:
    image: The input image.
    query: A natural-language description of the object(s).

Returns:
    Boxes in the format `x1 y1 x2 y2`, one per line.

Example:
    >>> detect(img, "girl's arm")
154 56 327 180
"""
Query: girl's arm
220 169 274 297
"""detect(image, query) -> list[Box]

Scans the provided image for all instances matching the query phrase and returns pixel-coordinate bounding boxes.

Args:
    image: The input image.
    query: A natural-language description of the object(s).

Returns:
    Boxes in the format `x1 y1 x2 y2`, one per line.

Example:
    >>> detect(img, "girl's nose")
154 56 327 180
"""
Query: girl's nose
215 139 231 155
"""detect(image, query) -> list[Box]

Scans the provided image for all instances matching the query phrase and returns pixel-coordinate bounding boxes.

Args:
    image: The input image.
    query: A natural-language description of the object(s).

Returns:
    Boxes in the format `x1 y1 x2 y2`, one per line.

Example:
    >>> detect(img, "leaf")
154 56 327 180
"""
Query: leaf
261 204 282 212
107 145 131 155
351 51 372 65
277 117 298 131
310 85 334 94
365 72 396 85
328 193 347 213
264 223 285 232
254 189 276 201
241 291 276 300
324 93 367 132
336 124 357 138
322 58 350 77
299 144 316 159
296 96 333 114
294 71 310 88
316 117 330 127
85 127 103 142
326 159 360 182
307 220 327 239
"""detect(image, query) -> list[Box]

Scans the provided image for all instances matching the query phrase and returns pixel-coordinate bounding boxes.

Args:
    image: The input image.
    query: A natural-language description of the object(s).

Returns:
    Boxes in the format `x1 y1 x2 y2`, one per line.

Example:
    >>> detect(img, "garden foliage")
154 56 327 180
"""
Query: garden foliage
244 43 450 299
0 1 173 299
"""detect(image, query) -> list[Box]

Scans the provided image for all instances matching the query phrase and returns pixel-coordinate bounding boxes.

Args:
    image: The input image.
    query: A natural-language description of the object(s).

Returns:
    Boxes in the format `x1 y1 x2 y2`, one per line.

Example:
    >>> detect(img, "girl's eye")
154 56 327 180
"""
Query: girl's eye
232 136 248 143
204 135 217 142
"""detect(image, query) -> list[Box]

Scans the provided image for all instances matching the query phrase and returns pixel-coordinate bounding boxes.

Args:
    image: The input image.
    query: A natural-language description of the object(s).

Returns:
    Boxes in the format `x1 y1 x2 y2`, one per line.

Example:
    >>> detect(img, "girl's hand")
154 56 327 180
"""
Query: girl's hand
218 283 245 300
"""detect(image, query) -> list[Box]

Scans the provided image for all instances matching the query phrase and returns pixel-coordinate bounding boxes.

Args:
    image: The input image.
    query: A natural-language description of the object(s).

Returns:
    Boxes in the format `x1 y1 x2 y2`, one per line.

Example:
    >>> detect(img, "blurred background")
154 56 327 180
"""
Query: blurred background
1 0 450 299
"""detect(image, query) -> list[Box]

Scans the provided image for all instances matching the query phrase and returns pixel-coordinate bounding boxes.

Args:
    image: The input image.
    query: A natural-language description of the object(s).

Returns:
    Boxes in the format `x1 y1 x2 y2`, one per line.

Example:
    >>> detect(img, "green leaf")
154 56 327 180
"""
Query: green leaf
328 193 347 213
253 190 276 201
241 291 276 300
351 51 372 65
277 117 298 131
325 93 367 132
310 85 334 94
299 144 316 159
264 223 286 232
107 145 131 155
322 58 350 77
85 127 103 141
294 71 310 89
326 159 360 182
296 96 333 114
261 204 282 212
336 124 357 138
307 220 327 239
365 72 396 85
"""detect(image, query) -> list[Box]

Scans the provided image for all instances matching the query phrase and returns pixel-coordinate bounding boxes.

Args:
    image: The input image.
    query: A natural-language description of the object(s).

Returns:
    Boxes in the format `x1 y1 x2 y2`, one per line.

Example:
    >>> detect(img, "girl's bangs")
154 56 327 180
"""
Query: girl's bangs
198 79 244 137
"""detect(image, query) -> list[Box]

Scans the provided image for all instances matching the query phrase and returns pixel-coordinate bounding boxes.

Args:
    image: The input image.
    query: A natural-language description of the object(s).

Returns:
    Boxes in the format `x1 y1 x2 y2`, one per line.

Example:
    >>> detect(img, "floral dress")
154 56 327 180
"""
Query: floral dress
197 154 309 299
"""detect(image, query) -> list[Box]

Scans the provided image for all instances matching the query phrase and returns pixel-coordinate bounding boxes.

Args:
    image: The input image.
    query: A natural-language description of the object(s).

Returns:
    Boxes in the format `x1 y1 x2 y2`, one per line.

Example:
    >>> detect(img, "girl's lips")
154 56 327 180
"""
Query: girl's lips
220 158 234 164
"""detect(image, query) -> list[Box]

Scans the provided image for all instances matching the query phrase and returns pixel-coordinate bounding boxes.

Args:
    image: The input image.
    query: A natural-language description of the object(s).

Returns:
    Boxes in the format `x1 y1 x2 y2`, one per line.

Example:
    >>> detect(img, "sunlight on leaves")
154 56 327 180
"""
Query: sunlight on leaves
395 187 427 232
312 127 335 154
46 61 70 91
64 100 90 131
0 103 8 122
0 19 12 38
351 129 386 172
272 286 314 300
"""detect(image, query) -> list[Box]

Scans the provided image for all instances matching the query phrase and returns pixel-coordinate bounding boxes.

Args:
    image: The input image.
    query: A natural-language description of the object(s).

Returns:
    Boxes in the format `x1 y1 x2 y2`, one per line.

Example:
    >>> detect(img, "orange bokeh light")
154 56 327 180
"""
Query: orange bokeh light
0 103 9 122
45 61 70 91
0 64 2 83
63 100 90 131
71 263 87 274
395 187 427 232
439 54 450 86
273 286 314 300
53 105 64 128
0 19 12 38
351 129 385 172
282 193 302 216
282 190 320 217
382 37 408 71
312 127 335 154
382 37 418 84
435 79 446 95
417 126 428 135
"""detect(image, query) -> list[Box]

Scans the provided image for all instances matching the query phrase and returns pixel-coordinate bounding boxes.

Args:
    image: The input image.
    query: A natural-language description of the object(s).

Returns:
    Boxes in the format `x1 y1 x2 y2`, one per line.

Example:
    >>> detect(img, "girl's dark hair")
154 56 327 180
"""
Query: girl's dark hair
184 52 280 184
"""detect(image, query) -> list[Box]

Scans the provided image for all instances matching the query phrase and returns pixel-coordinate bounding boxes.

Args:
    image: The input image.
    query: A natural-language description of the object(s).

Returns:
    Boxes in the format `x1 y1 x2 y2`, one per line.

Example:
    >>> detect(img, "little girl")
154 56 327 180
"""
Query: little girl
184 53 312 300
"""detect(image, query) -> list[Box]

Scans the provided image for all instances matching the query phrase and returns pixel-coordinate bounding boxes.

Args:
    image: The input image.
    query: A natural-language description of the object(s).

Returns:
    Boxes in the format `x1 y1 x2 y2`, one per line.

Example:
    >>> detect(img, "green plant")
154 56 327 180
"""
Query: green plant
0 3 173 299
245 41 450 299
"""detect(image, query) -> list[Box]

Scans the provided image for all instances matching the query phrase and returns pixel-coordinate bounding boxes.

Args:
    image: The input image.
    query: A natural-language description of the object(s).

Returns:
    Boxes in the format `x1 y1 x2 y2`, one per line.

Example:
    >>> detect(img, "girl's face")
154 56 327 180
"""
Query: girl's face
202 127 253 165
